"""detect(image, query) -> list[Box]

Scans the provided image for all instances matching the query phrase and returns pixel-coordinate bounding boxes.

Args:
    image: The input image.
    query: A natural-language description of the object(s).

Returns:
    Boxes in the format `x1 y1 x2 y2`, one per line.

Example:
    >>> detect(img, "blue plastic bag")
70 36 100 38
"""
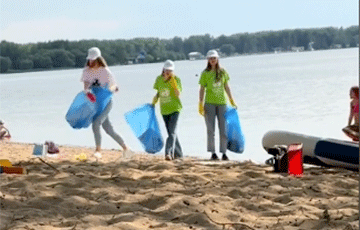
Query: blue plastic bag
91 87 113 121
125 104 164 153
66 92 96 129
224 106 245 153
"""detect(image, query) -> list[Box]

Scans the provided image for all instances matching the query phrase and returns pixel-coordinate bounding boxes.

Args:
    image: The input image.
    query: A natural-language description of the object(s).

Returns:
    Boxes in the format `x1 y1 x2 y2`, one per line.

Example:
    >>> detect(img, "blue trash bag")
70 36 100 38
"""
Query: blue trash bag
91 87 113 121
124 104 164 153
224 106 245 153
66 91 96 129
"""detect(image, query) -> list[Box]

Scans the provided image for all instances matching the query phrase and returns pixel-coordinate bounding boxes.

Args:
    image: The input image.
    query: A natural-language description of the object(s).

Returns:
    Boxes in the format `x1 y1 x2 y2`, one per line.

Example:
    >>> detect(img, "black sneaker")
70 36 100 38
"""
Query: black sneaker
210 153 219 160
222 153 229 161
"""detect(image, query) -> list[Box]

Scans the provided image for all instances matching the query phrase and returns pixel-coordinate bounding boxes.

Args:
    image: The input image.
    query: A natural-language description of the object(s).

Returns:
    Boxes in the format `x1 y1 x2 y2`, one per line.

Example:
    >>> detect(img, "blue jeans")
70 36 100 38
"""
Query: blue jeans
162 112 183 159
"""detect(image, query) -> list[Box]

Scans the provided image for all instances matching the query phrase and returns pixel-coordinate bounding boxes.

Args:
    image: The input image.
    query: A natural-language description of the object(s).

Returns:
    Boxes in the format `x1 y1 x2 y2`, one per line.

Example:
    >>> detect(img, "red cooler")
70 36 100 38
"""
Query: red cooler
287 143 303 176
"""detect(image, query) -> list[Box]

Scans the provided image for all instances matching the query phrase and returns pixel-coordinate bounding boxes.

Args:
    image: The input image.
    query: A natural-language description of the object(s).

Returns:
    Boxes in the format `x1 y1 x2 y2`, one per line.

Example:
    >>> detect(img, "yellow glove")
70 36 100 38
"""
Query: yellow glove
152 95 159 106
198 102 205 116
229 98 237 109
169 76 178 89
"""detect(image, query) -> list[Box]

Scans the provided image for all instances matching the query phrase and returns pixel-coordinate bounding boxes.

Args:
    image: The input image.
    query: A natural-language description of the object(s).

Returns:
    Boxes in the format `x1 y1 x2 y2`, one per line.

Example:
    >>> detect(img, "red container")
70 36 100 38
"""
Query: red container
287 143 303 176
1 166 26 174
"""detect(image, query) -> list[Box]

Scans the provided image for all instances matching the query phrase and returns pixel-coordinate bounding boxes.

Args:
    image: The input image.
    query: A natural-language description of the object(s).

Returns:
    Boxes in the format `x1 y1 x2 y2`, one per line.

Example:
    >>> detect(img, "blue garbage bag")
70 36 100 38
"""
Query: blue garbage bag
224 106 245 153
66 92 96 129
125 104 164 153
91 87 113 121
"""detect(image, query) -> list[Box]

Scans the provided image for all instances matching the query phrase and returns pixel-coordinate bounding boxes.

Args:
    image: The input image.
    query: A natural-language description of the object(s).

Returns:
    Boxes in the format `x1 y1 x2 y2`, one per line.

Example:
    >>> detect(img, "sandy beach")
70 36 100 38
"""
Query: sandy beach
0 141 358 230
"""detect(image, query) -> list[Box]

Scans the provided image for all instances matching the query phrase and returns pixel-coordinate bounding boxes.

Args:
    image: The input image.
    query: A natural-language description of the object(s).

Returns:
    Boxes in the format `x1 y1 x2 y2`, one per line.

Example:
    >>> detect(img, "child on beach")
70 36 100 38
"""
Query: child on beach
81 47 131 159
152 60 183 161
198 50 237 161
0 120 11 140
342 86 359 141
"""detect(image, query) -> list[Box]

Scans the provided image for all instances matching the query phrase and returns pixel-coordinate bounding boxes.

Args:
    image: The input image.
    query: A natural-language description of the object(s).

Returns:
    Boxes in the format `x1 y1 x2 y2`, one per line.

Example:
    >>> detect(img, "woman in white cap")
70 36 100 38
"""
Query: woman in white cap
152 60 183 160
198 50 237 160
81 47 130 159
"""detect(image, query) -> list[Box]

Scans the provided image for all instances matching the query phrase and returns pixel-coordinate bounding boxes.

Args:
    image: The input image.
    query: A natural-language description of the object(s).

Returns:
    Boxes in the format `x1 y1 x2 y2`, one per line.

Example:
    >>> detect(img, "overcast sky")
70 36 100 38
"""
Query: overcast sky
1 0 358 44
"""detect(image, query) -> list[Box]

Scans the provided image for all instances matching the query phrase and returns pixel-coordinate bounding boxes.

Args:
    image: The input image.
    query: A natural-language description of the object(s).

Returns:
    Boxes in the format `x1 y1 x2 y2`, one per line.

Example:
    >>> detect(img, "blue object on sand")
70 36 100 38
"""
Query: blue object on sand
65 92 96 129
125 104 164 153
91 86 113 121
314 139 359 170
225 106 245 153
33 144 44 157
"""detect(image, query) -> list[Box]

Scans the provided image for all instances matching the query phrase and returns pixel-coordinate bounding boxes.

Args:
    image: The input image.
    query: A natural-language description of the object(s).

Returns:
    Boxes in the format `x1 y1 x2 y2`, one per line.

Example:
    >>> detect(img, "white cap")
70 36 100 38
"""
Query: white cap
86 47 101 60
206 50 219 59
163 60 175 71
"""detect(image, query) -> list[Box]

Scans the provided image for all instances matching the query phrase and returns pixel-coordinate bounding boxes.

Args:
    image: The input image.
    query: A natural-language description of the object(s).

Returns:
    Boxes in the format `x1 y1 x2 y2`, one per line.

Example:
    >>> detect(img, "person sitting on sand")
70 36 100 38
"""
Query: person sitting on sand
81 47 131 159
151 60 183 161
342 86 359 141
0 120 11 140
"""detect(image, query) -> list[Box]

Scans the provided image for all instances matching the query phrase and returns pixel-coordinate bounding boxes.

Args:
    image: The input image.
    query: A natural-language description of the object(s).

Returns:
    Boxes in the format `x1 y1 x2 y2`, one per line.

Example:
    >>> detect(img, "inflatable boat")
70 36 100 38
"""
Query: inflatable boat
262 130 359 171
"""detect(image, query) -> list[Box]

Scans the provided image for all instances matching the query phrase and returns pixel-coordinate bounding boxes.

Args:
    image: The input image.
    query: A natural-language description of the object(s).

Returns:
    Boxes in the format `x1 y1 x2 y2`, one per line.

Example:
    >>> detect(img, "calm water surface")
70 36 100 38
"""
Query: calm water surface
1 48 358 163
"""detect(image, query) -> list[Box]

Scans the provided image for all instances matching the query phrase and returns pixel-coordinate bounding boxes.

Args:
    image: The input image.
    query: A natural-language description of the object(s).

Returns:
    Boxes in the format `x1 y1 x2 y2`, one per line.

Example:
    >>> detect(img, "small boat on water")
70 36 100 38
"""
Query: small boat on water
262 130 359 171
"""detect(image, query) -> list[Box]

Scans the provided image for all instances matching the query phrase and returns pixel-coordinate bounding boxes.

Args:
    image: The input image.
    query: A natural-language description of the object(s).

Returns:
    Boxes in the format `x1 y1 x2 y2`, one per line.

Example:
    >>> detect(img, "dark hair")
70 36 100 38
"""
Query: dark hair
86 56 108 68
205 59 225 82
350 86 359 98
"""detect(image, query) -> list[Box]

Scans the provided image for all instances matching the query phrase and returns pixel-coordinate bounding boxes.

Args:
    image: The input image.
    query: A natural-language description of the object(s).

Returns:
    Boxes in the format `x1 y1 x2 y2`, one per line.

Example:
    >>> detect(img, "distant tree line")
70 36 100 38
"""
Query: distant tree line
0 26 358 73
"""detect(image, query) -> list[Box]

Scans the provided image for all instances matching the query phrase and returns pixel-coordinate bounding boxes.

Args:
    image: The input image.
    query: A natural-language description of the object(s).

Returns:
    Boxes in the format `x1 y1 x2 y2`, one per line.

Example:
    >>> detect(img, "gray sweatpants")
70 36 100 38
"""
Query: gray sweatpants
92 100 125 148
204 103 227 154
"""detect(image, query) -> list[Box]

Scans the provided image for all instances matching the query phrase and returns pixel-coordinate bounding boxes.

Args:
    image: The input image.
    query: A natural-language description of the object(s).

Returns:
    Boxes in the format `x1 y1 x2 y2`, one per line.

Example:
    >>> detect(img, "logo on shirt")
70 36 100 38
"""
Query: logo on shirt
160 89 171 103
212 81 223 93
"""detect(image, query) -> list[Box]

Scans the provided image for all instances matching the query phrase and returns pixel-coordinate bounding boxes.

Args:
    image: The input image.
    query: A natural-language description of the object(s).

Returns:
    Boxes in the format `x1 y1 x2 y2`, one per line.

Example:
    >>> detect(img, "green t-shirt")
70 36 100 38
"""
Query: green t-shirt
153 75 182 115
199 69 230 105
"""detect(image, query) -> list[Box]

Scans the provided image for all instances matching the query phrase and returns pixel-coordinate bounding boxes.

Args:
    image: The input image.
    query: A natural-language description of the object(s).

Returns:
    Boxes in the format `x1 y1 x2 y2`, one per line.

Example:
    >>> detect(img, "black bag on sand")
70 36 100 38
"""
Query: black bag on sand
266 145 288 173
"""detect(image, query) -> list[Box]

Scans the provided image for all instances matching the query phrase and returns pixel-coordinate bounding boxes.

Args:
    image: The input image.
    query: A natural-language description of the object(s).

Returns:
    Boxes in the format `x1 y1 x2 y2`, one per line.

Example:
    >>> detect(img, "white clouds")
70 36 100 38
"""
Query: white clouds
1 17 121 44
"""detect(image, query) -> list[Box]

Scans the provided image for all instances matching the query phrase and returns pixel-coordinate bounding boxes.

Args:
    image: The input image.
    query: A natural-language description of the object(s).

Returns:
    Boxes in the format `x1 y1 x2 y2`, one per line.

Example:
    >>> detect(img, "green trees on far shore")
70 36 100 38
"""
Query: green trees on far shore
0 26 358 73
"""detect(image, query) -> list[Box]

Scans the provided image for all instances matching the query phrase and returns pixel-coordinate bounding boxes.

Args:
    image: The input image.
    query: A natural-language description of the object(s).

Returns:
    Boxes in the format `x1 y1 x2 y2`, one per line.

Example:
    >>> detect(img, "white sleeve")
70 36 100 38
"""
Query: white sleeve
106 68 117 87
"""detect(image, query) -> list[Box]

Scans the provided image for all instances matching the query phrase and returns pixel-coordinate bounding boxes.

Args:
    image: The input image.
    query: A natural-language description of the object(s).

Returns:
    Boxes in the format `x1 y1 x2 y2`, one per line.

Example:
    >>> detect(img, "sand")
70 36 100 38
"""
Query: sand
0 141 358 230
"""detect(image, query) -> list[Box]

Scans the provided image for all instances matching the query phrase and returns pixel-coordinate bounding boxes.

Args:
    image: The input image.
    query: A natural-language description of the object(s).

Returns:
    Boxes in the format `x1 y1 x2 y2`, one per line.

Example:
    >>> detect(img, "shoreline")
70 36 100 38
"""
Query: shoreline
0 141 359 230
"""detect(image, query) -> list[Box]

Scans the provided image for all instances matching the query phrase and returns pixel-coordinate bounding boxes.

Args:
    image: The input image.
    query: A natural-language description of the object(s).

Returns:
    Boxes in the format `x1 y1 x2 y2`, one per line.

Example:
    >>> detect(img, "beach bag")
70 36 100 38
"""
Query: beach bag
224 106 245 153
125 104 164 153
265 145 288 172
66 92 96 129
45 141 60 154
91 86 113 121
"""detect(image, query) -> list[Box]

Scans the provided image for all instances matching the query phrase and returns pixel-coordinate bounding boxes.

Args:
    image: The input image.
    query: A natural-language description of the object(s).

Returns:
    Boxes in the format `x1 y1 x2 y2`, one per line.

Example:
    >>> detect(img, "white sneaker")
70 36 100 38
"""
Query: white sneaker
123 149 134 159
94 152 102 159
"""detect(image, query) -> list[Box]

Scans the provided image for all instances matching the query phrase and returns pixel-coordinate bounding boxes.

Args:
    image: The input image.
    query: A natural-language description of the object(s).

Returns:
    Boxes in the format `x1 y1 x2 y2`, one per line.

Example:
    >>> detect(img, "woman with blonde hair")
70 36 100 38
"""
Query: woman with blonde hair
198 50 237 161
81 47 130 159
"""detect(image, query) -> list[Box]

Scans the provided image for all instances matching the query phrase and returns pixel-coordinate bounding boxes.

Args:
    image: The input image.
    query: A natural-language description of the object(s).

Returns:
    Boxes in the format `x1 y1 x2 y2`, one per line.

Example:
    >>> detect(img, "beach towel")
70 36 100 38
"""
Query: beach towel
225 106 245 153
125 104 164 153
66 91 96 129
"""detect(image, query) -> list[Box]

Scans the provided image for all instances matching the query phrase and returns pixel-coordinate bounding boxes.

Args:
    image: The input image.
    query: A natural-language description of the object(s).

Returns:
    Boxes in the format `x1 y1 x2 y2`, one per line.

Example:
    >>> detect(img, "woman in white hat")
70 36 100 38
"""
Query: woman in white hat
81 47 131 159
152 60 183 160
198 50 237 161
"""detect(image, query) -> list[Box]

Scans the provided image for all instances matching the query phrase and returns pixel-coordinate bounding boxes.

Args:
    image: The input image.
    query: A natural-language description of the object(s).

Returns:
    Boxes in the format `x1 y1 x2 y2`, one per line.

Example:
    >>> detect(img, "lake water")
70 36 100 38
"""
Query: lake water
1 48 358 163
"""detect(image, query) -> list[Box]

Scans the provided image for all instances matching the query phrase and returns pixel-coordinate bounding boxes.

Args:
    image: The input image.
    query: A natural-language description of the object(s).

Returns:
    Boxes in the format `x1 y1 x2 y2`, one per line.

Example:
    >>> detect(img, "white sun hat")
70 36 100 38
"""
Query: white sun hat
206 50 219 59
86 47 102 60
163 60 175 71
